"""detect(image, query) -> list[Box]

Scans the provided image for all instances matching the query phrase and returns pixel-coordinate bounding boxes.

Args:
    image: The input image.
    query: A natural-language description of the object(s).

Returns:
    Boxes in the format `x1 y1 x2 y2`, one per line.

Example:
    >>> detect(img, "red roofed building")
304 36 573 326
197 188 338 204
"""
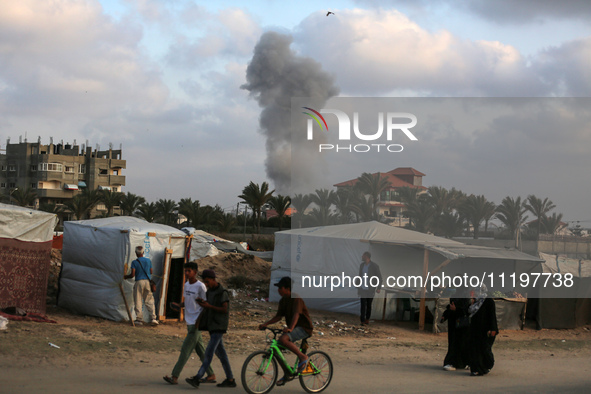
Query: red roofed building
334 167 427 221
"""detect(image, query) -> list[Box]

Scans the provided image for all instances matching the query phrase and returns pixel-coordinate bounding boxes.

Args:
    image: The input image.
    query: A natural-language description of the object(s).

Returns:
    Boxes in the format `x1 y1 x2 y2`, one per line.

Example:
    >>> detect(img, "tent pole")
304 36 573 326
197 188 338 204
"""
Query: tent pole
119 282 135 327
419 248 429 331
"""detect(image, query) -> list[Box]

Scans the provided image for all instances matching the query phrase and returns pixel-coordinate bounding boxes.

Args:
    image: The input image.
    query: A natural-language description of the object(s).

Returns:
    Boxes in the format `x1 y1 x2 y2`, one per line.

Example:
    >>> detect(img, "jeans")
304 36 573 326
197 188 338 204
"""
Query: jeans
172 324 214 378
195 332 233 380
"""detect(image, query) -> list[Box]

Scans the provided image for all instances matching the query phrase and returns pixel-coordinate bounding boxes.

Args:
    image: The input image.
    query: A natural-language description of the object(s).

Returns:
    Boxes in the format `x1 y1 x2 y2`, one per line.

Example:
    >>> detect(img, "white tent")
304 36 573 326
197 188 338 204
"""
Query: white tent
58 217 188 322
0 203 58 314
271 221 542 326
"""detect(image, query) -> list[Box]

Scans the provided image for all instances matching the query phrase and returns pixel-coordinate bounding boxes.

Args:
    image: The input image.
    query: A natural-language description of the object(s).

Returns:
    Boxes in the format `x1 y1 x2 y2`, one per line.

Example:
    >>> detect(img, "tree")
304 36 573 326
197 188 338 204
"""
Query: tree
268 194 291 231
217 212 237 233
137 202 158 223
395 186 421 227
155 199 178 225
496 196 528 248
540 212 566 235
438 212 465 238
291 193 312 228
403 196 436 233
239 181 274 234
460 195 495 239
100 190 123 217
525 195 556 239
354 172 391 221
10 187 37 207
119 192 146 216
332 188 354 224
349 193 375 223
310 189 336 226
178 198 201 227
62 189 100 220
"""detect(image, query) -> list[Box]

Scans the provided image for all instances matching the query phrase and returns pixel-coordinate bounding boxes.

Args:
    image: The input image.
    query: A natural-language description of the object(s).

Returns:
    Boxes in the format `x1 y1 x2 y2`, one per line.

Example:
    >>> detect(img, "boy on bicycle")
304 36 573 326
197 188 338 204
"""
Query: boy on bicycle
259 276 313 384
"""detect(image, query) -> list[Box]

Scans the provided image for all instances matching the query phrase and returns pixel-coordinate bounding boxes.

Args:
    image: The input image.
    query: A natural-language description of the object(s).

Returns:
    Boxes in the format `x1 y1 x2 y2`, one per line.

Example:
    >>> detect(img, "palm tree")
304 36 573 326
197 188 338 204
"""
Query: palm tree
239 181 274 234
496 196 528 248
119 192 146 216
137 202 158 223
427 186 455 216
10 187 37 207
350 193 375 223
310 189 336 226
461 195 495 239
178 198 201 227
291 193 312 228
268 194 291 231
403 196 436 233
395 186 421 227
525 195 556 239
100 190 123 217
438 212 465 238
354 172 391 221
541 212 566 235
217 212 237 233
332 188 354 224
155 199 178 225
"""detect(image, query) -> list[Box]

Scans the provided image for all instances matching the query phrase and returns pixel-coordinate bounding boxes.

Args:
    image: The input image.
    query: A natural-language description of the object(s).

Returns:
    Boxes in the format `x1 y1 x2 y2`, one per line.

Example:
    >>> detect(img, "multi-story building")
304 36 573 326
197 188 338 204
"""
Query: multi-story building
334 167 426 223
0 138 125 215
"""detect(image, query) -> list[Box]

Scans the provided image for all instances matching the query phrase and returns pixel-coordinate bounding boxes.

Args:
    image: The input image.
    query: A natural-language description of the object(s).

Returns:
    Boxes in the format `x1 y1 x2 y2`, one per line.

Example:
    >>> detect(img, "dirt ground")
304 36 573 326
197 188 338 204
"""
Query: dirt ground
2 251 591 392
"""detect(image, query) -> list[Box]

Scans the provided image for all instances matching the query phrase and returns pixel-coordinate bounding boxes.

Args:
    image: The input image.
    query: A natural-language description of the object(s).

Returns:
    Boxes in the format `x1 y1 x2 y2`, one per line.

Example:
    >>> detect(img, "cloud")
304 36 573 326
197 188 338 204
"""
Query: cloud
353 0 591 23
294 9 548 96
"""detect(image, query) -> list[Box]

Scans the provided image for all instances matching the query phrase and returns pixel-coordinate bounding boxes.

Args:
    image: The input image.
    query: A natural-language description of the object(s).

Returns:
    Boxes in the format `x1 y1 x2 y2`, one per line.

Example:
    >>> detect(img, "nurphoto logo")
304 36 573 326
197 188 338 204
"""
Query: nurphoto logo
303 107 418 153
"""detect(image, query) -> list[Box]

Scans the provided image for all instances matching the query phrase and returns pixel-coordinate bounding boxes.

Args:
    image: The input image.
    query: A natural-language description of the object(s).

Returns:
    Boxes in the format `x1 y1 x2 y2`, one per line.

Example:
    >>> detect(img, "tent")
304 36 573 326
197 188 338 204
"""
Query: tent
58 217 189 322
0 203 58 314
536 252 591 328
270 221 542 328
183 227 274 261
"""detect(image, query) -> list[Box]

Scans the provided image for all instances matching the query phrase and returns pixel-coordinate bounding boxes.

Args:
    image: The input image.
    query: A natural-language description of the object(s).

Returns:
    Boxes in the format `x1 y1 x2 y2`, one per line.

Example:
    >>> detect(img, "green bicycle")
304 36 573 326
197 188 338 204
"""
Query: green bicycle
241 327 333 394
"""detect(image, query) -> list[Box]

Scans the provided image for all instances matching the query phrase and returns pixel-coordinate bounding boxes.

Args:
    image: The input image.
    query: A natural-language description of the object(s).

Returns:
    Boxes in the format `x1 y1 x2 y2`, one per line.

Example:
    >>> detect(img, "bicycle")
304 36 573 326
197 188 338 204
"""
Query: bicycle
241 327 333 394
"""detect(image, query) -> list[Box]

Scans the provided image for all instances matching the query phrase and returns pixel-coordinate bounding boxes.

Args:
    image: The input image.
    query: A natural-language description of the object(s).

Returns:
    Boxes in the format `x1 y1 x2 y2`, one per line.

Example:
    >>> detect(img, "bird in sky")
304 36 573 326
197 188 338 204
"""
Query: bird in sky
326 11 334 16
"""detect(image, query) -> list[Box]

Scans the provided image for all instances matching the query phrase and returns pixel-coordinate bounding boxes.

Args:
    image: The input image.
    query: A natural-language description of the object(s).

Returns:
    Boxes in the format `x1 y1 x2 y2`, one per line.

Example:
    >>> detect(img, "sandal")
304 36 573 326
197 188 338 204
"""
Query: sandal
199 375 217 383
276 376 293 386
296 358 310 374
163 376 178 385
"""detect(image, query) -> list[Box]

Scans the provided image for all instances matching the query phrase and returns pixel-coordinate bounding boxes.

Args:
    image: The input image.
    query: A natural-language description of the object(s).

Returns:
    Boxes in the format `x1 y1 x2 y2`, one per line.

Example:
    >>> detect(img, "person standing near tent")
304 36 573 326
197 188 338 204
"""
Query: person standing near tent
185 269 236 388
163 261 216 385
124 246 158 326
468 285 498 376
357 251 382 326
441 290 470 371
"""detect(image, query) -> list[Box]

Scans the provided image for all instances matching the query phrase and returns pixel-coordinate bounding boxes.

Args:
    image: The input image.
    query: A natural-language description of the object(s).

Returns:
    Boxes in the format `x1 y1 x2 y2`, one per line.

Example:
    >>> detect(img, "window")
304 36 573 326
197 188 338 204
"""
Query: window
8 182 16 188
38 163 63 172
31 183 37 189
0 183 5 189
112 187 118 192
30 165 37 172
1 165 6 171
112 170 119 176
96 203 106 211
8 165 16 172
65 166 74 173
99 169 108 175
79 164 86 174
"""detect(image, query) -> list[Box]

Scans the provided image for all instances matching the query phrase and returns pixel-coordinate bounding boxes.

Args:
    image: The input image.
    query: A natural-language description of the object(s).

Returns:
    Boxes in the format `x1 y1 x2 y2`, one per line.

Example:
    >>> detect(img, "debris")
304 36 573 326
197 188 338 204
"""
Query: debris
48 342 60 349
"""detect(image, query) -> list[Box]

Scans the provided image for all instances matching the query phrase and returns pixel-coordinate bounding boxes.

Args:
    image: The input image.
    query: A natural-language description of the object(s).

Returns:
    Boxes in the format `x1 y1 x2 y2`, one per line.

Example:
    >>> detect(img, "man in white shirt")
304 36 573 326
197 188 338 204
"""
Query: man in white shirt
163 262 216 385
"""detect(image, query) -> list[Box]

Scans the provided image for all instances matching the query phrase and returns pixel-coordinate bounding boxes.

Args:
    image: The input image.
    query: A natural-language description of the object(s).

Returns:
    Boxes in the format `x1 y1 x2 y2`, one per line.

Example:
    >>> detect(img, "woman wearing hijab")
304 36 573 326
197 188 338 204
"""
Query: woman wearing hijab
468 285 498 376
441 291 471 371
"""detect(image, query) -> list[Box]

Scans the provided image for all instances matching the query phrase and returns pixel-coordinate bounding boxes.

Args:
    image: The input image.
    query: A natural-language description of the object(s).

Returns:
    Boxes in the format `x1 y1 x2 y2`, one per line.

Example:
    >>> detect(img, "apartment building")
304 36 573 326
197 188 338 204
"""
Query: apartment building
0 138 125 213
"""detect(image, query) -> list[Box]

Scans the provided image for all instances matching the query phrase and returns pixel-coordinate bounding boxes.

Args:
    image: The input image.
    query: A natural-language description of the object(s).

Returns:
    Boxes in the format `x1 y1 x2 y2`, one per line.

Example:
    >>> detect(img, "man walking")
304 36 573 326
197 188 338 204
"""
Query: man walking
358 251 382 325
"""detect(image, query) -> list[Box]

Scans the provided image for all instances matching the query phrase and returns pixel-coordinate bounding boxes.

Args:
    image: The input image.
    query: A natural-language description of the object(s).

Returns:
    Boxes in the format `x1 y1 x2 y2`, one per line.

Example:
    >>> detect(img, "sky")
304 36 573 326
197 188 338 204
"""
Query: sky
1 0 591 224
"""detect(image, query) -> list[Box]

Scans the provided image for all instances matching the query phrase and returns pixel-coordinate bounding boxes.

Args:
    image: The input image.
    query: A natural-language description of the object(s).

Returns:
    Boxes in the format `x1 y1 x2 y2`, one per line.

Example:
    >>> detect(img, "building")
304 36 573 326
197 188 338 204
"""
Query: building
0 138 125 215
333 167 426 222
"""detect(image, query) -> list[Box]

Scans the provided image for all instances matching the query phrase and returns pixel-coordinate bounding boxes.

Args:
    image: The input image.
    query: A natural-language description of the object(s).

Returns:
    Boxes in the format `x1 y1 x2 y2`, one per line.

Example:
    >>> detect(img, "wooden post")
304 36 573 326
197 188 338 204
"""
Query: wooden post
119 282 135 327
419 248 429 331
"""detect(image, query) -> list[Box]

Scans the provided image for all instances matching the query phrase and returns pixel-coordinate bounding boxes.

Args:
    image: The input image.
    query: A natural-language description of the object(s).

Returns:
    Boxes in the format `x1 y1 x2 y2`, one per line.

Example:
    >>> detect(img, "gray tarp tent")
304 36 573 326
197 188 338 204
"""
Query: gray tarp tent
58 217 188 322
271 221 542 328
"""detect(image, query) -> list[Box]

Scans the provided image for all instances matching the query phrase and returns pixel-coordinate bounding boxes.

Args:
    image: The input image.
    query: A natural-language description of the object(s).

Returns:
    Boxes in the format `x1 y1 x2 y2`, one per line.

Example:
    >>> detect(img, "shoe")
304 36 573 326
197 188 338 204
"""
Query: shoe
186 376 200 388
199 375 216 383
134 320 143 326
163 376 178 385
296 358 310 374
150 319 159 326
465 365 470 370
443 364 456 371
364 319 370 325
216 379 237 388
470 372 483 376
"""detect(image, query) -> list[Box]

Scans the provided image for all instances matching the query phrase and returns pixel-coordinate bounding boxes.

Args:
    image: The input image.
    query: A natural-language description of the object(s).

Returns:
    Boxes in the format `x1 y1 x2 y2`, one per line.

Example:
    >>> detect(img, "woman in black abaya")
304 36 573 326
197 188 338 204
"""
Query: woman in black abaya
441 293 470 371
468 285 498 376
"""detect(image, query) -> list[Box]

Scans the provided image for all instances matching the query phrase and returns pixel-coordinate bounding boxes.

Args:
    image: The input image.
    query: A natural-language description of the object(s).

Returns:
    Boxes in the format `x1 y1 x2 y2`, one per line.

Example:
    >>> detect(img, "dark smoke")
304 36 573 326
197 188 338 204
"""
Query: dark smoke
241 31 339 193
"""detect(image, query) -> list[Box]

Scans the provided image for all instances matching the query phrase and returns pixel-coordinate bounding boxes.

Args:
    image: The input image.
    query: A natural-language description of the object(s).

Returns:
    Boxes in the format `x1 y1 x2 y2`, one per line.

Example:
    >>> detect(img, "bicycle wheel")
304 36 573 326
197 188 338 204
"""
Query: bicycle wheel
299 351 333 393
241 350 278 394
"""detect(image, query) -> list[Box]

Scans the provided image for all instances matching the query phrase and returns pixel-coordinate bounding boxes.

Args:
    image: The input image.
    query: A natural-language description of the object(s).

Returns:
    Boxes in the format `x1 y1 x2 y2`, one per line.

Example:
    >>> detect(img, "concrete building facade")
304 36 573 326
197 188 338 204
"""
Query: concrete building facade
0 138 125 214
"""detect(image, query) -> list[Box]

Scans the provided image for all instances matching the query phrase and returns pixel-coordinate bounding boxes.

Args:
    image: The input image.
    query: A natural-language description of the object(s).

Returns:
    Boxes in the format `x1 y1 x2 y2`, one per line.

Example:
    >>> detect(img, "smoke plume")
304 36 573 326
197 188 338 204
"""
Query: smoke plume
241 31 339 194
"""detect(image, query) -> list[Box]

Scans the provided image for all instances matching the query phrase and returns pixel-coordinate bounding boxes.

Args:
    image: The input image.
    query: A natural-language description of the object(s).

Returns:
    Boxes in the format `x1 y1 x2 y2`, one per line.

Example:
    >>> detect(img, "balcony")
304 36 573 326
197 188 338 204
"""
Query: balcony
110 159 126 169
37 189 77 198
108 175 126 186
